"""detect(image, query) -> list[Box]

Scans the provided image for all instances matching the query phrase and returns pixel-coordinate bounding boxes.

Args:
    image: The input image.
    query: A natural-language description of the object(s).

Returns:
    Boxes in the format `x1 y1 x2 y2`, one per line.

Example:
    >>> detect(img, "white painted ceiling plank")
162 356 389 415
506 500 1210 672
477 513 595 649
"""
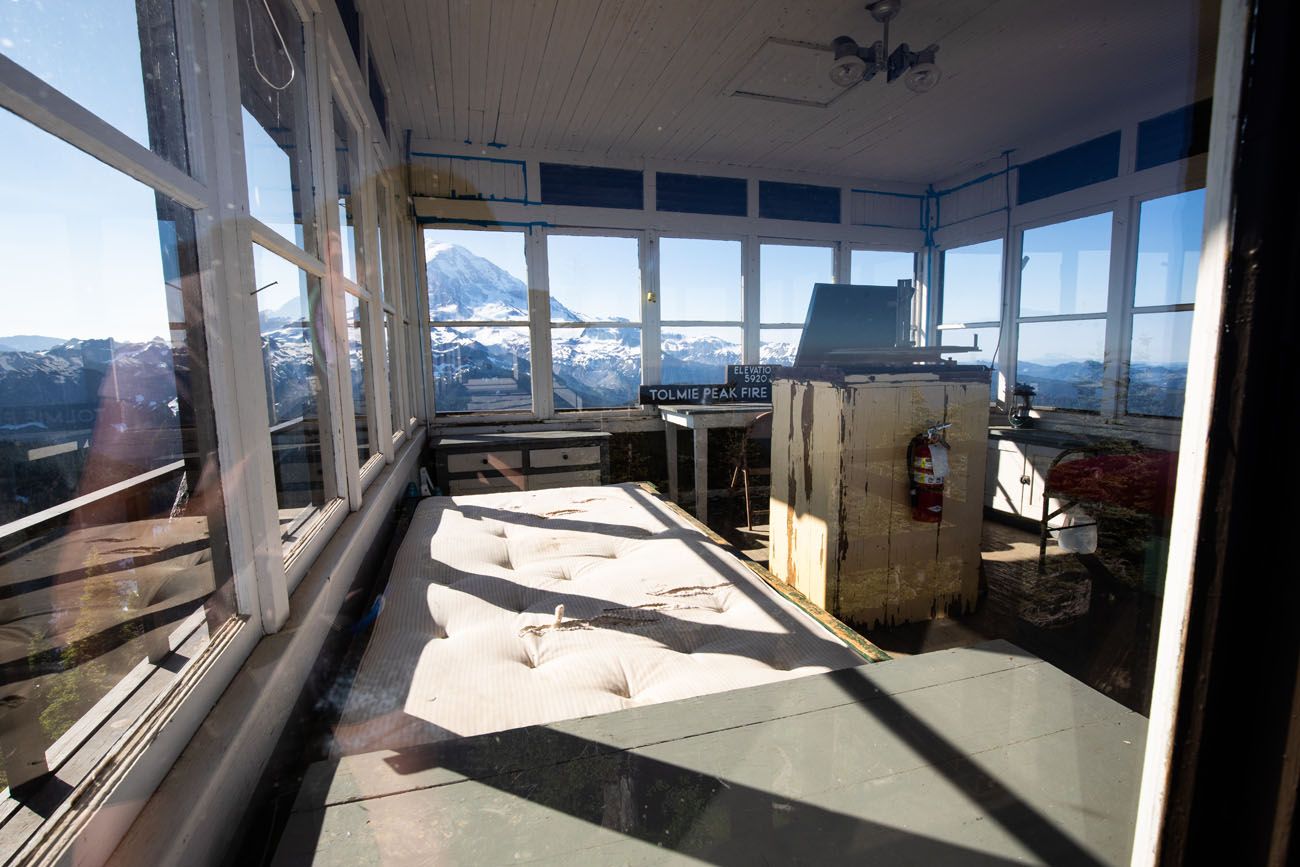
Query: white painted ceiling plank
502 0 559 148
566 0 665 154
447 0 473 142
544 0 625 152
522 0 600 151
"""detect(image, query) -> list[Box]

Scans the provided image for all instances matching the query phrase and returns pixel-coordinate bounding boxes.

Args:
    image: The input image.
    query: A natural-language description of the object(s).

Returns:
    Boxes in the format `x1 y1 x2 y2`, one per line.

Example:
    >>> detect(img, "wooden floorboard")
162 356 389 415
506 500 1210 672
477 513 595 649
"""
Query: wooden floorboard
275 641 1144 866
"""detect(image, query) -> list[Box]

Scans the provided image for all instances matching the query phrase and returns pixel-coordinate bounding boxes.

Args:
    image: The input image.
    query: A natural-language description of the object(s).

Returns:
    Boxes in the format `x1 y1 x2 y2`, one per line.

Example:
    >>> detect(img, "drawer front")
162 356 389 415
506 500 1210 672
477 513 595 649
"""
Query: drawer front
446 450 524 474
527 470 602 491
529 445 601 469
448 476 525 496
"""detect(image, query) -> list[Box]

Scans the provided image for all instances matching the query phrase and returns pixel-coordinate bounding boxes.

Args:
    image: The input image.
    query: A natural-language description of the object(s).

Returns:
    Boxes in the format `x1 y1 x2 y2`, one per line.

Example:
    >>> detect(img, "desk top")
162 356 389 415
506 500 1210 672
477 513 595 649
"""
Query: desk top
275 640 1145 866
659 403 770 428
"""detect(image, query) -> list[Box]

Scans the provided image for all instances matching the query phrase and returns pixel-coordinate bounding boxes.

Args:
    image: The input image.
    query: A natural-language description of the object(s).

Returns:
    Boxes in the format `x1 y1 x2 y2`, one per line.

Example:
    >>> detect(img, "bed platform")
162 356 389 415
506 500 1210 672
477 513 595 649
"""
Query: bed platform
331 482 878 756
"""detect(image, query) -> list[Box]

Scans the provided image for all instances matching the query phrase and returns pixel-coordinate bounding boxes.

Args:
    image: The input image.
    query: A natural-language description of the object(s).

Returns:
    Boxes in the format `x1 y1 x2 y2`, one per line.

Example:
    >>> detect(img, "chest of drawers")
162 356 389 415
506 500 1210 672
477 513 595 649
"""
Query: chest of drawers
430 431 611 496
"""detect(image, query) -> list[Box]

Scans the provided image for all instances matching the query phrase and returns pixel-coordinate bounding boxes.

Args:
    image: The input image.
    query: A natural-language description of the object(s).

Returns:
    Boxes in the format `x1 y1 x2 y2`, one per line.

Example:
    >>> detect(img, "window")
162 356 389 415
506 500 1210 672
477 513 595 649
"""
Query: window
939 239 1004 399
850 249 915 286
332 101 361 283
344 293 373 464
252 244 336 542
660 238 743 383
548 234 642 409
0 107 232 789
1017 213 1113 411
236 0 315 251
426 229 532 413
0 0 189 172
759 242 834 365
1127 188 1204 417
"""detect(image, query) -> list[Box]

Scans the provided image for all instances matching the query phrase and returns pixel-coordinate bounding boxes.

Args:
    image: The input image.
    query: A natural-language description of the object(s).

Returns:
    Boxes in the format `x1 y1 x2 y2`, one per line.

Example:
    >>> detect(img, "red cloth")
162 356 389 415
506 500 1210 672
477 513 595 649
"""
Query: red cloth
1047 451 1179 518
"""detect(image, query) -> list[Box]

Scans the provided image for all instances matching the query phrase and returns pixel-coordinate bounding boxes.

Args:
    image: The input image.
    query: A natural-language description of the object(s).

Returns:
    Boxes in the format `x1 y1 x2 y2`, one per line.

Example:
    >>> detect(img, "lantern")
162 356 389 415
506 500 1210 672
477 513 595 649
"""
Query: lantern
1010 383 1036 428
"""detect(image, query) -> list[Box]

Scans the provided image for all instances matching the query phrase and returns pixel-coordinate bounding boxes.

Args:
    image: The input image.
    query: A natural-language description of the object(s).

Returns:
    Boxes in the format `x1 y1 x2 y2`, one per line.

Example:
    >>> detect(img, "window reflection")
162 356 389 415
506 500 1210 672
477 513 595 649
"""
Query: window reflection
0 109 229 789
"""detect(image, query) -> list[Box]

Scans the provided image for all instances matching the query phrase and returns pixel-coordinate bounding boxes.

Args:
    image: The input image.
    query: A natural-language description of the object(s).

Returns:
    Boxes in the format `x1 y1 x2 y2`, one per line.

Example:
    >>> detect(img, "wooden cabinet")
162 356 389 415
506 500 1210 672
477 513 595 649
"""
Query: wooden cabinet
769 369 990 630
984 437 1065 518
431 431 611 496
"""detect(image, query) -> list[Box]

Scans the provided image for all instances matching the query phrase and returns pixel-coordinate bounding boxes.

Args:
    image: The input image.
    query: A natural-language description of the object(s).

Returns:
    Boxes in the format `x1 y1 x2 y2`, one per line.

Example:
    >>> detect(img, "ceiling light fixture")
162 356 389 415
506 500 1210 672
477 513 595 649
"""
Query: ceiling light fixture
829 0 941 92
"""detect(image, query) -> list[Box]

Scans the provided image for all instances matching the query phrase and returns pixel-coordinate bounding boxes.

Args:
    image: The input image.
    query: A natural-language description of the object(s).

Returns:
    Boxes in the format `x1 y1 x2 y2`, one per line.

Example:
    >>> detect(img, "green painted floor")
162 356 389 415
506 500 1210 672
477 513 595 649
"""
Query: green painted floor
274 641 1144 866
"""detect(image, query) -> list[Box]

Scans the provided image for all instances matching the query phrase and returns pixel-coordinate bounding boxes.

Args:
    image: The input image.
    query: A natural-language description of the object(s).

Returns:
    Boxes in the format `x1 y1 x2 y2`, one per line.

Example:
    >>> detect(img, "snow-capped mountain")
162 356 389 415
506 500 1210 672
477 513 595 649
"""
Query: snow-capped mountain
426 242 581 323
426 243 753 410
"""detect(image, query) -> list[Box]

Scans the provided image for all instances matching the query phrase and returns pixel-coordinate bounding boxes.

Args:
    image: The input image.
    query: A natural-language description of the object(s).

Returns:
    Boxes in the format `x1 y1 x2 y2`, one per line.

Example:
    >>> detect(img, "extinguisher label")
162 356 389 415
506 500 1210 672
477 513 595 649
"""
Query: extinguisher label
912 472 943 486
930 444 950 479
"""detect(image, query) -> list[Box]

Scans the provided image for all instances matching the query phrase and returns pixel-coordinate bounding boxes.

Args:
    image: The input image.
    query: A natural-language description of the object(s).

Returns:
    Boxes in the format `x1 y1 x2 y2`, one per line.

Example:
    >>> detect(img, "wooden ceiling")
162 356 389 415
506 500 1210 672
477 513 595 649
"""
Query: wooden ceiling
361 0 1218 183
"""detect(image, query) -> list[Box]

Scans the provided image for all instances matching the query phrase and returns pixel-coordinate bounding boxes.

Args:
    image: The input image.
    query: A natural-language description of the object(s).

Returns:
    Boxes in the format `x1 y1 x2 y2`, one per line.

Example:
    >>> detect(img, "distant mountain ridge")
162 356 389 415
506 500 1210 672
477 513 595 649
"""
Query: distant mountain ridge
0 335 67 352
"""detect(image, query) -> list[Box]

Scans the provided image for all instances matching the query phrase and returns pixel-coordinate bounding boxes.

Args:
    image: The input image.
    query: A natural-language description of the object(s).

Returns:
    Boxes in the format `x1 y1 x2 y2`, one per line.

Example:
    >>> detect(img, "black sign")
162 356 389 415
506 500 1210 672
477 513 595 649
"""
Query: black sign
639 382 772 405
726 365 777 385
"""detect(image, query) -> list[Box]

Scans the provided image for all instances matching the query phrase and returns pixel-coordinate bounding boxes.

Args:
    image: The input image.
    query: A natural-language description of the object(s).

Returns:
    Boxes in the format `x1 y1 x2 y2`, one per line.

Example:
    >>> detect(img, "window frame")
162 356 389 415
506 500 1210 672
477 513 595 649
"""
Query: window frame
545 227 647 411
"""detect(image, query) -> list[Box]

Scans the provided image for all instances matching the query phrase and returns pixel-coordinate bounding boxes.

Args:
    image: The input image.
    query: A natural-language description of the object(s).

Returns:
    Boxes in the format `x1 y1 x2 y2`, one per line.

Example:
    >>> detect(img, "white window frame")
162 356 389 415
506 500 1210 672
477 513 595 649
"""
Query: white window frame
544 227 647 411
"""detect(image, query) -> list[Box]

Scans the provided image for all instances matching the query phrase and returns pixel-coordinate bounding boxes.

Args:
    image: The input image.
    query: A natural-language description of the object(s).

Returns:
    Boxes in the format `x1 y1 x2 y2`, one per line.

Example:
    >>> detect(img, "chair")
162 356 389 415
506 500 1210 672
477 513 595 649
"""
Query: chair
729 411 773 530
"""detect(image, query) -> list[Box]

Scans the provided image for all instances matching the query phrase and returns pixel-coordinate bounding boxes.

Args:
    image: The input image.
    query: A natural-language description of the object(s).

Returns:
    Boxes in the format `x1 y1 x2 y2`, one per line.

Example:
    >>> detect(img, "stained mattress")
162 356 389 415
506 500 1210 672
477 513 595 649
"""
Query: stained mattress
332 483 866 754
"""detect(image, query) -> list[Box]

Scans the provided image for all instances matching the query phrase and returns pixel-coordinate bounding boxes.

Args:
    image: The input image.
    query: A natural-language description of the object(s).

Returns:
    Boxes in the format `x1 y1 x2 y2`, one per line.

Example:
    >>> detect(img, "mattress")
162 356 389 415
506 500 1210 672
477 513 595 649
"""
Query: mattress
332 483 867 754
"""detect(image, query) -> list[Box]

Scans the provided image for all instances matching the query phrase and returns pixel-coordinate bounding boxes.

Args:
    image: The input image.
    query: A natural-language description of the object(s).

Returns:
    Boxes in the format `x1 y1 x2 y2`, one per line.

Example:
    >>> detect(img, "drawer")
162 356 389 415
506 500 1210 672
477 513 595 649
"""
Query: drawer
448 475 525 496
529 446 601 469
446 450 524 474
527 470 603 491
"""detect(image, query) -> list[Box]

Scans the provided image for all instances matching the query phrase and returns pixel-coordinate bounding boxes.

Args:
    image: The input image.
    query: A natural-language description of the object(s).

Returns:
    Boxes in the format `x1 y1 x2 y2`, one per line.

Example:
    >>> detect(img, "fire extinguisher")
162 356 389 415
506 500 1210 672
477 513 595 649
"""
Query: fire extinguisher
908 422 952 523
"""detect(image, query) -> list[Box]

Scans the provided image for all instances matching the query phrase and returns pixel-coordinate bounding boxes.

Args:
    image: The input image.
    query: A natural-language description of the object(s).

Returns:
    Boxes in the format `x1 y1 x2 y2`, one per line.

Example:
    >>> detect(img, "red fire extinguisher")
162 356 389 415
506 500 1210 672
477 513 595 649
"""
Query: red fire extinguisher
908 422 952 523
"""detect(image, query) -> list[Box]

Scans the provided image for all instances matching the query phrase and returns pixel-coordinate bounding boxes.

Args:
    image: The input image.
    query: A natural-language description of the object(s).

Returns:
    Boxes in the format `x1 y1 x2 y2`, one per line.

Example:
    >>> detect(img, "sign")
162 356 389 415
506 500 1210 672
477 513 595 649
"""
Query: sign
726 365 776 385
639 382 772 405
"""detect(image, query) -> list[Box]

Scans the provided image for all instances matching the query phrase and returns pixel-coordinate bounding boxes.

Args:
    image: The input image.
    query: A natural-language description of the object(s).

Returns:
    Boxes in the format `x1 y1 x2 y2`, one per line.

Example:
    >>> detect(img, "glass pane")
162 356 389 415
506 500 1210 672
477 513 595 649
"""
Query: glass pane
940 238 1003 324
1134 189 1206 307
0 0 189 171
375 189 389 304
760 328 802 366
1020 213 1112 317
252 244 332 537
940 326 1001 400
548 235 640 323
0 109 229 786
760 243 834 325
333 102 360 283
660 238 742 322
660 327 742 384
406 320 421 422
1016 319 1107 411
237 0 314 250
850 250 914 286
345 294 372 463
1127 311 1193 417
425 229 530 322
385 313 402 434
552 328 642 409
431 327 531 413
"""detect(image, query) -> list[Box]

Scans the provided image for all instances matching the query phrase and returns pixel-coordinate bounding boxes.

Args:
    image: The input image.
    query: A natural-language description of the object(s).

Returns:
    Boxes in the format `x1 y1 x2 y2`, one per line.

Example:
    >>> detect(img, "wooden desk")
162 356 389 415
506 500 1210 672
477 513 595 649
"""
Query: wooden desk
659 403 768 524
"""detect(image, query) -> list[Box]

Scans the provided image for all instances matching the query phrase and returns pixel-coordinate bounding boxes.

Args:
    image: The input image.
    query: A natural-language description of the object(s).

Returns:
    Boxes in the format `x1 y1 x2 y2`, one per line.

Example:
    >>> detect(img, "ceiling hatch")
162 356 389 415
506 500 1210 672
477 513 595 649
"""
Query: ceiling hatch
725 38 846 108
